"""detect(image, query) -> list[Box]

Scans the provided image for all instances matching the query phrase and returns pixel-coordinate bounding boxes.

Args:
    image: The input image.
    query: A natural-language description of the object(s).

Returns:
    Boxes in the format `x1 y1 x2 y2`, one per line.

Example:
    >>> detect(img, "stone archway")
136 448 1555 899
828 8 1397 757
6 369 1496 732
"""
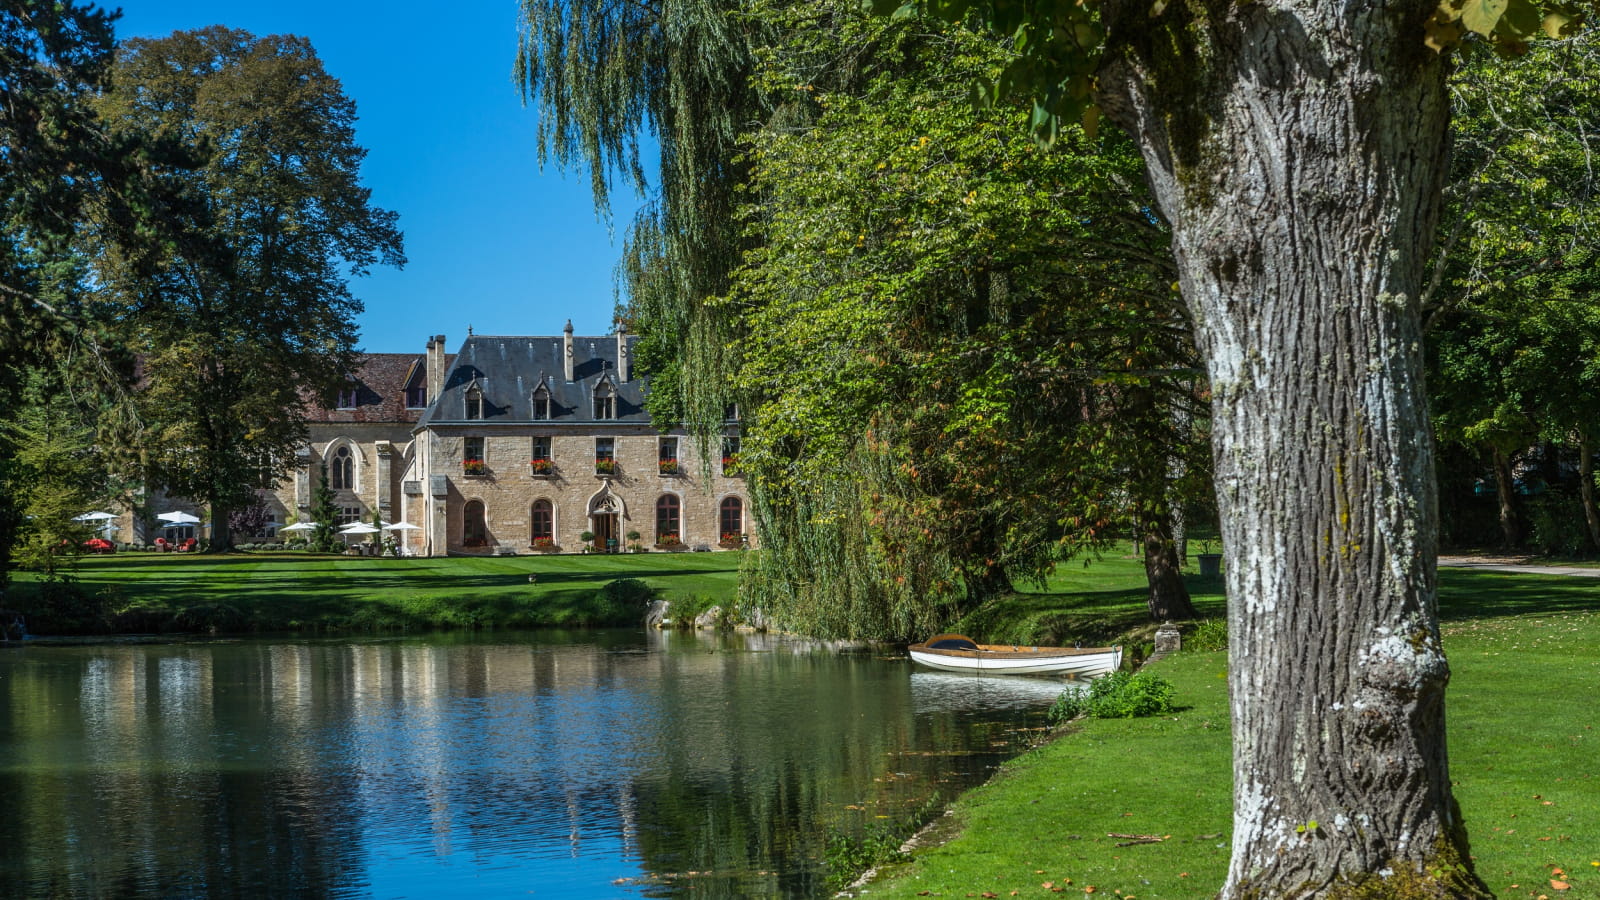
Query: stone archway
587 484 627 553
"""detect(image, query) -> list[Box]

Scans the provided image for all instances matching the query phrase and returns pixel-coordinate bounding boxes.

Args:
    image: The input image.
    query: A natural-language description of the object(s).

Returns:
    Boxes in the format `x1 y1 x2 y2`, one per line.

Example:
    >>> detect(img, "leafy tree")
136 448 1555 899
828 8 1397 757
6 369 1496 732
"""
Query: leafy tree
0 370 107 584
309 463 338 552
730 0 1202 636
517 0 757 439
1428 33 1600 553
865 0 1599 892
90 27 404 552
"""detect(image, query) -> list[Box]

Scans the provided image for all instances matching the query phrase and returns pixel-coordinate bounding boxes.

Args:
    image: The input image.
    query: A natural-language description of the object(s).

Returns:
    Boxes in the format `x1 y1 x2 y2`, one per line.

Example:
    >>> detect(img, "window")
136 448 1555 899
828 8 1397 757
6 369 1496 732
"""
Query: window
331 445 354 490
337 386 359 409
465 387 483 420
656 494 681 544
719 496 744 542
658 437 680 475
593 383 615 420
338 506 362 526
405 383 427 408
532 387 551 420
464 437 485 475
531 500 553 545
724 402 740 421
722 436 742 475
530 436 552 475
595 437 616 475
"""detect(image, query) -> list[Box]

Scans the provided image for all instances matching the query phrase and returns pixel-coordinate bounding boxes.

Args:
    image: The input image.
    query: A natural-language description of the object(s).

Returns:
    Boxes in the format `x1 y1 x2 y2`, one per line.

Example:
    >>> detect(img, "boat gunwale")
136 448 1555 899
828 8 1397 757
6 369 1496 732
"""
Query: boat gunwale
906 643 1119 661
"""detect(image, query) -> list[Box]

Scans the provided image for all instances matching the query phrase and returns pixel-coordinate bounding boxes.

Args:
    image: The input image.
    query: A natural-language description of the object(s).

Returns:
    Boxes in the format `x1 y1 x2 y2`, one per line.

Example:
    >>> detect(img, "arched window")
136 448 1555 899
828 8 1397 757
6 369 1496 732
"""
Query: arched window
531 500 553 545
465 387 483 420
593 382 615 420
656 494 681 544
463 500 488 548
331 445 354 490
719 496 743 542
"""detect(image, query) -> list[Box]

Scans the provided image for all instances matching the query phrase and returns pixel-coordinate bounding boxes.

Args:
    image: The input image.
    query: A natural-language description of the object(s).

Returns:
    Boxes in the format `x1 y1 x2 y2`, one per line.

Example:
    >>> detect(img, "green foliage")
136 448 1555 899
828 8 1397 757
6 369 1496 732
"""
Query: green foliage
1524 492 1592 557
1048 670 1176 723
0 370 110 583
90 27 403 549
1186 616 1228 652
597 577 655 611
729 0 1202 639
309 463 339 553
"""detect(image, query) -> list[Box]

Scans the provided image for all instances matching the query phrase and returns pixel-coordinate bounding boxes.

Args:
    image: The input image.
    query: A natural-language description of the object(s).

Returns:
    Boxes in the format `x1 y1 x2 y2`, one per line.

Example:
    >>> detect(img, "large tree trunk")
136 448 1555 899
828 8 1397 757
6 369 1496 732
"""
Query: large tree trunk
1491 445 1522 550
1580 431 1600 554
1098 2 1489 896
1128 385 1198 620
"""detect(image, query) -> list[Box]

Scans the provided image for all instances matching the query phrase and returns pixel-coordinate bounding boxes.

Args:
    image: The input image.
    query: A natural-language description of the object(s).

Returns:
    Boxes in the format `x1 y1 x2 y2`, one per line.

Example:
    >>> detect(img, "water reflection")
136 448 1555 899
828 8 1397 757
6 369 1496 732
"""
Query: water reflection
0 631 1055 898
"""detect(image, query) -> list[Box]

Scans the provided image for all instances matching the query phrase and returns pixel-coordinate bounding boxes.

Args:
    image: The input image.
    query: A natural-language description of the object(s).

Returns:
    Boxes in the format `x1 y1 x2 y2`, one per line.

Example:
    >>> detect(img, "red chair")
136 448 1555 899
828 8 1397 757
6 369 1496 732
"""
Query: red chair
156 537 169 552
181 538 198 552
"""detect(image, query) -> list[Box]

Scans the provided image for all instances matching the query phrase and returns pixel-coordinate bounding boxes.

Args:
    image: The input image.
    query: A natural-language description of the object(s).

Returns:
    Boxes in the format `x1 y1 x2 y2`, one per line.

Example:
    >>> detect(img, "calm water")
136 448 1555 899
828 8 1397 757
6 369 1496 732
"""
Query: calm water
0 630 1069 898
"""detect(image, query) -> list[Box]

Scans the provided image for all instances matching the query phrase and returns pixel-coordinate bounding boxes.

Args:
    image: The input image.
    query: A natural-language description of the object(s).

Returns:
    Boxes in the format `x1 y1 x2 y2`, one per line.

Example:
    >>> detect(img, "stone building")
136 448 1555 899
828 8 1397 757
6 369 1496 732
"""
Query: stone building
404 324 750 556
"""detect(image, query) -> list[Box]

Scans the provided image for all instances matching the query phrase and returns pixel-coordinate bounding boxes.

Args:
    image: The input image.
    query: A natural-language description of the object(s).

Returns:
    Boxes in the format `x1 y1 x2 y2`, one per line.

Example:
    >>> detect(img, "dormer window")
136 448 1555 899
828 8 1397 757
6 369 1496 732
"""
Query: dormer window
465 387 483 420
532 386 551 420
337 386 359 409
405 383 426 408
593 382 615 420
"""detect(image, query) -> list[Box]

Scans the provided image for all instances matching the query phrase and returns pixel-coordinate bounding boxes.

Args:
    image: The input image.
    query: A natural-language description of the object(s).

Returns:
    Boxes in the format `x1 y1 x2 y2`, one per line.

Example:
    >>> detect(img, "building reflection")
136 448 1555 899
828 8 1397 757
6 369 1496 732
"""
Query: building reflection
0 633 1051 899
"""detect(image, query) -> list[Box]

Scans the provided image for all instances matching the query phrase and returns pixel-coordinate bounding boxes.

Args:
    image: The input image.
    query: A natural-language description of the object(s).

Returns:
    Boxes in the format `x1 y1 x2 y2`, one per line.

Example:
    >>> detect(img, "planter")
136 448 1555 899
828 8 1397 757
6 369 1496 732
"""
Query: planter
528 460 553 477
658 461 681 476
1198 553 1223 577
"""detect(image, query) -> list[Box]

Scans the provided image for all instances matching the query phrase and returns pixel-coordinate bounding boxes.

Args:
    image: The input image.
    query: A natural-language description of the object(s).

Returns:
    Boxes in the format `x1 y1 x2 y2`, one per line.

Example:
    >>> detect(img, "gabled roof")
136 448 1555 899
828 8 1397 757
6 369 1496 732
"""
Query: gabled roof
305 352 454 424
417 334 648 427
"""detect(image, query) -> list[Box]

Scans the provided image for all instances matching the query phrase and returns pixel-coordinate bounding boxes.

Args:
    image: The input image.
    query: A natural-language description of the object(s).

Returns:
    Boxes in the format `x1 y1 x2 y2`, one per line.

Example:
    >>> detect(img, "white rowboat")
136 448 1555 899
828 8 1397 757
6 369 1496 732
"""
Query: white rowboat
908 634 1122 677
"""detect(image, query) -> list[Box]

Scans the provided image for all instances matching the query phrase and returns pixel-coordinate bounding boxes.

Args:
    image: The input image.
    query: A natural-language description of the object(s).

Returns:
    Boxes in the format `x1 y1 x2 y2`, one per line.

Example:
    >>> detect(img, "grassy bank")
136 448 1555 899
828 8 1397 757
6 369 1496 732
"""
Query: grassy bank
858 567 1600 900
6 551 744 634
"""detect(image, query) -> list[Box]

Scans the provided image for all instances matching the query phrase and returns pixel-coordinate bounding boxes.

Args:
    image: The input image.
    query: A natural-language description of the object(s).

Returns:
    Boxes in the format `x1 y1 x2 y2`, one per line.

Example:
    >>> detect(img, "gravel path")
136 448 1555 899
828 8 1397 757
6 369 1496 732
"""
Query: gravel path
1437 556 1600 578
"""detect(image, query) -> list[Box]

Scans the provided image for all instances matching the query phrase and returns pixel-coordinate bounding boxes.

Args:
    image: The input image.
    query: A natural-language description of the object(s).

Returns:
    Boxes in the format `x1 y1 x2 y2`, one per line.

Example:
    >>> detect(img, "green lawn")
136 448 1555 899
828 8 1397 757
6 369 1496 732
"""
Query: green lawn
859 566 1600 900
9 550 744 634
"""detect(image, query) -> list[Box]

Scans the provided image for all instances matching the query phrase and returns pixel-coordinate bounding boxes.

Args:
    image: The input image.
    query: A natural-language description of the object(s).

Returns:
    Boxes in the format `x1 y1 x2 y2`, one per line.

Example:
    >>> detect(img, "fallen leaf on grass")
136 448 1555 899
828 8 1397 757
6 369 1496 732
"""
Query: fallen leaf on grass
1550 881 1570 891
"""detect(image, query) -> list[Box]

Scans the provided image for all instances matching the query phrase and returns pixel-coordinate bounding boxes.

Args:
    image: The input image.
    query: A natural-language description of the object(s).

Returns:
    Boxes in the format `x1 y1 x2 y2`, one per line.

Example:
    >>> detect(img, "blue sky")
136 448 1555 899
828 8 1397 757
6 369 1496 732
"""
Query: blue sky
114 1 647 353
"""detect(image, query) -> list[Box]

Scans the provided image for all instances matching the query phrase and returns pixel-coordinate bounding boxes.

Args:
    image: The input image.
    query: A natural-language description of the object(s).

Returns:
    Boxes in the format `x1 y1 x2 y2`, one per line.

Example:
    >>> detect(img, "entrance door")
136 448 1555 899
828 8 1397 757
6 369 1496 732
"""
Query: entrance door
591 513 617 553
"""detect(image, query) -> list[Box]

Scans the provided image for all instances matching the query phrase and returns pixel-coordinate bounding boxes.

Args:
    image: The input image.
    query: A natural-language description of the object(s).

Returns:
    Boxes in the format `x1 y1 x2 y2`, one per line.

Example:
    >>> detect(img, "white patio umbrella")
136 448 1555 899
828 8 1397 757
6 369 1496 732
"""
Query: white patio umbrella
337 523 381 535
382 522 421 531
157 511 201 525
73 511 117 522
279 522 319 532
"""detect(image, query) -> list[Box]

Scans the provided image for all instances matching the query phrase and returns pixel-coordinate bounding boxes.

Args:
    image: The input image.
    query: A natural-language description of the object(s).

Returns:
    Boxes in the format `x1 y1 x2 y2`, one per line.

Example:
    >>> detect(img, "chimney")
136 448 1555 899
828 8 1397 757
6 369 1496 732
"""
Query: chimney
616 323 629 383
427 334 446 408
563 319 575 382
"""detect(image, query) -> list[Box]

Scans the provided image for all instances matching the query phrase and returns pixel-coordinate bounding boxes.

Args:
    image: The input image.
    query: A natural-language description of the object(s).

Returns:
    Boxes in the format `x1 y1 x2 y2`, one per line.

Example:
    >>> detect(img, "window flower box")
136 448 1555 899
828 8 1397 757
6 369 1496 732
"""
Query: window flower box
594 458 618 475
655 534 685 550
719 532 745 549
529 458 553 476
531 536 559 552
721 454 742 476
658 459 680 475
463 458 487 476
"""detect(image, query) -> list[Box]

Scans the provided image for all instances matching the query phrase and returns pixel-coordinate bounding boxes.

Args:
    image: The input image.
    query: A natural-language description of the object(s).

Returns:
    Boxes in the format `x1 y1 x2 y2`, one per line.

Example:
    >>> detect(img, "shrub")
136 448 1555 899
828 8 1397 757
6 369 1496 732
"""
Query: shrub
598 578 654 610
1526 493 1593 558
1049 671 1176 723
1188 617 1229 652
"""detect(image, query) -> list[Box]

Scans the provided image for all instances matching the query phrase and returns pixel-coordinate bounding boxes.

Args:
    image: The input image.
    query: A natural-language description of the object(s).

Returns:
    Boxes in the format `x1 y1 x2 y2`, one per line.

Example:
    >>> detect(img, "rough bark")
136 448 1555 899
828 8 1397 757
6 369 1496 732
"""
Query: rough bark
1097 1 1489 895
1491 446 1521 550
1580 432 1600 554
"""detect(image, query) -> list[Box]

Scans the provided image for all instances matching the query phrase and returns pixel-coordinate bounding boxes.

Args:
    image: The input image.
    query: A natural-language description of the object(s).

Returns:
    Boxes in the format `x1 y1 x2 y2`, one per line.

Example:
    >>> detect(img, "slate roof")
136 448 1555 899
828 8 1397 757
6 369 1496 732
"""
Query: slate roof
305 352 453 424
417 334 648 427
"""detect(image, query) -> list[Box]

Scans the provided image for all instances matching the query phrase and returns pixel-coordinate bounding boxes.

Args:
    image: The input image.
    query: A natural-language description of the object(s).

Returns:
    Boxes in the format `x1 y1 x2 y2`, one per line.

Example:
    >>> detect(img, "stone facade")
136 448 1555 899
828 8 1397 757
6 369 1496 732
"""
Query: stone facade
103 327 752 557
408 327 750 556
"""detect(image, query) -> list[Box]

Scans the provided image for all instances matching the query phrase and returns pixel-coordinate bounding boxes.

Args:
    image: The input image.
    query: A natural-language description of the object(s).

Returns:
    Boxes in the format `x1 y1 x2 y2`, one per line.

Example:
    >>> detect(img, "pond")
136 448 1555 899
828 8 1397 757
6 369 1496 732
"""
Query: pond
0 629 1072 898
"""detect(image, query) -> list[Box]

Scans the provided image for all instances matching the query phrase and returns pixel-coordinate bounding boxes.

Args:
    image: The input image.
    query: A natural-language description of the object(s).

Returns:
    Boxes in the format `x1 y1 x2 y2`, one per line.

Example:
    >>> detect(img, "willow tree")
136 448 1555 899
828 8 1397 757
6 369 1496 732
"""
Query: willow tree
516 0 758 436
869 0 1600 893
93 28 403 551
727 0 1204 637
